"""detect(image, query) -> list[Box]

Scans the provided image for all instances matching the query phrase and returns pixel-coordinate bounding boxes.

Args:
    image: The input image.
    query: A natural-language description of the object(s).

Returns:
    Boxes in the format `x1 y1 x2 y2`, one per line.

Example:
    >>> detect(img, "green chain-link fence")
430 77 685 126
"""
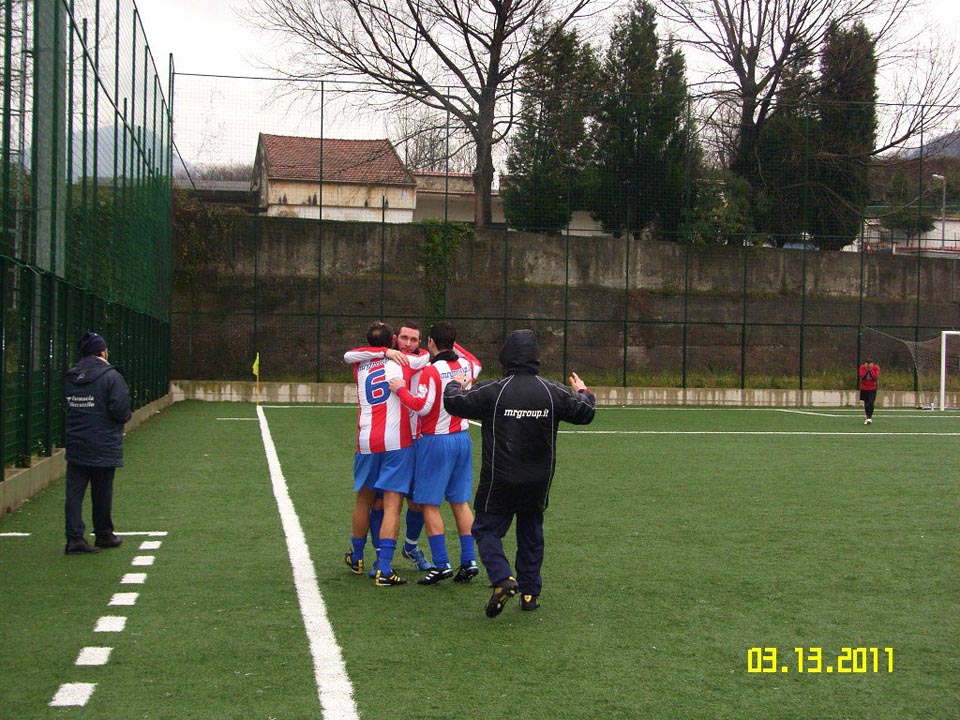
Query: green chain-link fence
1 0 172 467
169 73 958 398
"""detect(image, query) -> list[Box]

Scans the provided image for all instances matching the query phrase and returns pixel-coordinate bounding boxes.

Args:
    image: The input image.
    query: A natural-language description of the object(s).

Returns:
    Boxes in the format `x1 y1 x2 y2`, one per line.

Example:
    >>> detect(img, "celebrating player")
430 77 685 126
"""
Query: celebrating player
342 321 415 586
388 321 482 585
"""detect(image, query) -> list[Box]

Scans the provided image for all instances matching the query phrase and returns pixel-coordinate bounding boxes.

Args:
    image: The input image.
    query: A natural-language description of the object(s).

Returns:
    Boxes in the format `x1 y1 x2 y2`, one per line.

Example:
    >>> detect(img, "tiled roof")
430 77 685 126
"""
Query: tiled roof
259 133 416 186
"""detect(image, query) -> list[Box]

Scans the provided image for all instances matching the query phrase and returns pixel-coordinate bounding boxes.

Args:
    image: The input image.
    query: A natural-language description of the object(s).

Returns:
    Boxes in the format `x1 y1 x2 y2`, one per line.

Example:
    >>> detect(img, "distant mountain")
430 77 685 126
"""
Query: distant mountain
902 130 960 159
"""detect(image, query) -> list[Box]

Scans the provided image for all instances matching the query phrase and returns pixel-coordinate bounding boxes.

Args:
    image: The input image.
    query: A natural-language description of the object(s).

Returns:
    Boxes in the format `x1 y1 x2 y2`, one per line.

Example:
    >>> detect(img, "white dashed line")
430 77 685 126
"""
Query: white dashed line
109 592 139 606
139 540 162 550
75 647 113 666
50 683 96 707
94 616 127 633
131 555 155 566
120 573 147 584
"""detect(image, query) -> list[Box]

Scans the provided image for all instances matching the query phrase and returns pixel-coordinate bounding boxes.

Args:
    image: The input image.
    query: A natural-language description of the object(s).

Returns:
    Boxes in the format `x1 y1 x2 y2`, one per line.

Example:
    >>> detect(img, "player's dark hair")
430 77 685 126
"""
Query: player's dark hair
367 321 393 348
429 321 456 351
397 321 419 333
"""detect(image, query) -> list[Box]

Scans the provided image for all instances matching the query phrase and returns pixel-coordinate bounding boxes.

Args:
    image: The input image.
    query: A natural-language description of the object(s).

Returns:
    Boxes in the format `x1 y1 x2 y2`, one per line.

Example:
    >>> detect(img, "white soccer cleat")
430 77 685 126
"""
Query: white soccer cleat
865 418 872 425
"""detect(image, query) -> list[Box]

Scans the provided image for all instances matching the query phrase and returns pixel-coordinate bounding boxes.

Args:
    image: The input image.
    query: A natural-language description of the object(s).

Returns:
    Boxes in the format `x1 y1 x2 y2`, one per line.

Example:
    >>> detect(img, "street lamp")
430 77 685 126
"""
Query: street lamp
932 174 946 248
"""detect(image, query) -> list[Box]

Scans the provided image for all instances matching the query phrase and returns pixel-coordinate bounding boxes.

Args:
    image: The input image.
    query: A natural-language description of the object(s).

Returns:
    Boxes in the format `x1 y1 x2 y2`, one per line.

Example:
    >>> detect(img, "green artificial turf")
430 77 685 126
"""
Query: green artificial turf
1 402 957 719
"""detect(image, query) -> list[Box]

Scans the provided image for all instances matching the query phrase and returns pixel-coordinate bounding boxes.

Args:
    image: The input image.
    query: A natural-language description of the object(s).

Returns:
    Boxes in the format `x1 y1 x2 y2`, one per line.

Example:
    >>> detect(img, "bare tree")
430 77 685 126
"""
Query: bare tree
658 0 960 176
247 0 599 226
391 101 474 173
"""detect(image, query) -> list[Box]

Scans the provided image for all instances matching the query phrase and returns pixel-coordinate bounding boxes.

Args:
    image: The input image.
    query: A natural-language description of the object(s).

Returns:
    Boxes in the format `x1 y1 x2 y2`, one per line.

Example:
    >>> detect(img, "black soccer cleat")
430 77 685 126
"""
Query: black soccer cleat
344 551 364 575
453 561 480 583
417 565 454 585
374 570 408 587
520 593 540 611
485 576 519 618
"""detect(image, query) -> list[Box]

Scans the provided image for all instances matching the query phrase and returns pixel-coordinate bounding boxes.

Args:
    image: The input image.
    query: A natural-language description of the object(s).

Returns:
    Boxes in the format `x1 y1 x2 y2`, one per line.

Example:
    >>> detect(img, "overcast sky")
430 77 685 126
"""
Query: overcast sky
131 0 960 169
135 0 960 79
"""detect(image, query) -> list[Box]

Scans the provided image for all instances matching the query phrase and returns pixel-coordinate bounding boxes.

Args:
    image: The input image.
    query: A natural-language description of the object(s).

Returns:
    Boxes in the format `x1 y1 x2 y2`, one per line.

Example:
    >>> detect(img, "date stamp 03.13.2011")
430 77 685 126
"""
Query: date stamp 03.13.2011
747 647 894 674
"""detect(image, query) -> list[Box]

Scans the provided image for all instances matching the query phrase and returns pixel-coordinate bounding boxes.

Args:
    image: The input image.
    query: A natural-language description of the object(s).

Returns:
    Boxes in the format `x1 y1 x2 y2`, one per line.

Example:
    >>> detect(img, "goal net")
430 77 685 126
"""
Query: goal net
863 328 960 409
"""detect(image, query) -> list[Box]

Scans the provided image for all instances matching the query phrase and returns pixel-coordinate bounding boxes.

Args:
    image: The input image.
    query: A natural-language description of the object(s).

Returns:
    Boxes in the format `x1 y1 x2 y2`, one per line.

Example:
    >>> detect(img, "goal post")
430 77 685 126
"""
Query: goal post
862 327 960 409
940 331 960 411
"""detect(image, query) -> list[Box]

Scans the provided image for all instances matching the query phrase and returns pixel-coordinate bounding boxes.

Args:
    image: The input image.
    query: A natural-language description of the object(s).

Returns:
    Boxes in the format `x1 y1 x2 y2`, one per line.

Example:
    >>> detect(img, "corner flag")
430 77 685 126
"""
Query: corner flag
252 352 260 378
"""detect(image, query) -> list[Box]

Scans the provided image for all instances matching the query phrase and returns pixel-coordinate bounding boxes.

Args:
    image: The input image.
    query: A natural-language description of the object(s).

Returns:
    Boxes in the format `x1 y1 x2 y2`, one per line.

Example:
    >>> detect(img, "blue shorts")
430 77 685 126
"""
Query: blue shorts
412 432 473 506
354 446 415 495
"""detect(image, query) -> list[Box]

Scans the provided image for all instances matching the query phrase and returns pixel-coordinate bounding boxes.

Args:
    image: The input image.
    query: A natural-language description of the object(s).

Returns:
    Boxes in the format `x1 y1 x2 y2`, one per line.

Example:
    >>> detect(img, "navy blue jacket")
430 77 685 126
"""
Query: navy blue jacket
64 356 131 467
443 330 596 513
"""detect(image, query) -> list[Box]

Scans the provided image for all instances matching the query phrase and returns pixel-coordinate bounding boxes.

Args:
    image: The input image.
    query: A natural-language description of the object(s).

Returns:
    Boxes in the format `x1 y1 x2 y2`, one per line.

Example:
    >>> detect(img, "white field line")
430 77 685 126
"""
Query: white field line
260 404 354 409
120 573 147 584
88 531 168 537
557 430 960 436
50 683 96 707
217 417 258 421
0 532 30 537
75 647 112 666
109 593 139 606
131 555 155 566
256 405 360 720
94 616 127 633
139 540 162 550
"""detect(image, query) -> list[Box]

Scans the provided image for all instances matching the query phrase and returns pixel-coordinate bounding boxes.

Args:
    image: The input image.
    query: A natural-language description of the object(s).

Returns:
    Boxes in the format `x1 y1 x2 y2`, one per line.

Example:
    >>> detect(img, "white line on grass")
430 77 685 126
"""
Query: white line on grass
90 531 168 537
256 404 360 720
49 683 96 707
139 540 162 550
261 404 355 409
109 593 139 606
120 573 147 584
216 417 258 421
94 616 127 632
75 647 112 666
0 532 30 537
131 555 155 566
558 430 960 436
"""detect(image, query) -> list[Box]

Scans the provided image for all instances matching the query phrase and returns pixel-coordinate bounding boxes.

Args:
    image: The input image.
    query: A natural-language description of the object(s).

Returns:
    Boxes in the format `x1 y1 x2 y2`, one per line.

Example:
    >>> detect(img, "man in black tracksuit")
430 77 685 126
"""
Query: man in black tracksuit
63 331 131 554
443 329 596 617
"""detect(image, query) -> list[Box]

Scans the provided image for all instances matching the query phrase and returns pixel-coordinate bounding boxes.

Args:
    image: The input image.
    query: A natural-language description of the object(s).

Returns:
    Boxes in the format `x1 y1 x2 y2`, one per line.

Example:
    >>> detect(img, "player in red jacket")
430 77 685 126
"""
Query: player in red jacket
858 359 880 425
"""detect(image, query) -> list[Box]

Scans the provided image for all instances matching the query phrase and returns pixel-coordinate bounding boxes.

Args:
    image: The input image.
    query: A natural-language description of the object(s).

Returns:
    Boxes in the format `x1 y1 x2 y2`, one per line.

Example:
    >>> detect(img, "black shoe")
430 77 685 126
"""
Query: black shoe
344 551 364 575
374 570 408 587
65 539 99 555
95 534 123 549
417 565 454 585
485 576 519 618
453 561 480 583
520 593 540 611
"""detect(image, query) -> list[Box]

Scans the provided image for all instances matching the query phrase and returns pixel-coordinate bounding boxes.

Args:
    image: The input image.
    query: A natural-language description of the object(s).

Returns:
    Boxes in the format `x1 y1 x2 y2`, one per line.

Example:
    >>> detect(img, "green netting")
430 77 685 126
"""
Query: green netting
1 0 172 466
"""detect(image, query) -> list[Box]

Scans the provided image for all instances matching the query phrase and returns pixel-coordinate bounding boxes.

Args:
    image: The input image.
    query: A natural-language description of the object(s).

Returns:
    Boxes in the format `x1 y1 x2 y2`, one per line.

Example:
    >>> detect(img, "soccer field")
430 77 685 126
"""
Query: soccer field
1 401 958 719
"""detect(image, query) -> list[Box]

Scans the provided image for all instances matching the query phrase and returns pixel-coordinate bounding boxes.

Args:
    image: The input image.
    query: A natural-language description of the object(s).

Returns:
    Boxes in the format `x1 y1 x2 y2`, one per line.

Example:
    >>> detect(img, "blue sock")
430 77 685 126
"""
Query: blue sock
350 535 366 562
403 509 425 552
369 508 384 550
459 534 475 566
377 538 397 575
427 533 450 568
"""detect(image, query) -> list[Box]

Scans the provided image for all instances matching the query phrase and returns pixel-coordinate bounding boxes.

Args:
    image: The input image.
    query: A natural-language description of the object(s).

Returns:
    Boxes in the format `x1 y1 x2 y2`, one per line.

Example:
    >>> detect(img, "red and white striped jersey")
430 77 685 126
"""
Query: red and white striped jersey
346 348 412 454
397 353 481 435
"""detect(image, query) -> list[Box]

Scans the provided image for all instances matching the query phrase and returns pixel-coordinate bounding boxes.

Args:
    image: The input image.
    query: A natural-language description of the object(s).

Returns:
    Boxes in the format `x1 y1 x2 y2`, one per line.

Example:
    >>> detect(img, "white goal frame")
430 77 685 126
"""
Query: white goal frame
939 331 960 411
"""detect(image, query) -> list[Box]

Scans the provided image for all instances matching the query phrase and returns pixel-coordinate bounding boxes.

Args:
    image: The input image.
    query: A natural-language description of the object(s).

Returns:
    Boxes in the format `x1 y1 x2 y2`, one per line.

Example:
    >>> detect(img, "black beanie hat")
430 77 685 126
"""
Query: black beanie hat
78 331 107 357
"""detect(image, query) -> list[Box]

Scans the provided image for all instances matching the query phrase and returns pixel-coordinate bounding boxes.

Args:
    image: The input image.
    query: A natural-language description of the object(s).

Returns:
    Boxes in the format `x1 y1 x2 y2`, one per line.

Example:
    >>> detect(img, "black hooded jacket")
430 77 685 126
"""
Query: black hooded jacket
443 330 595 513
64 356 131 467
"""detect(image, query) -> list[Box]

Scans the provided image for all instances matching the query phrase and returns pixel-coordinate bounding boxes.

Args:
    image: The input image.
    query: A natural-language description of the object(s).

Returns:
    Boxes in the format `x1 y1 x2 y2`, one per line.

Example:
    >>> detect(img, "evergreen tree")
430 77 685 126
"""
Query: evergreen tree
811 22 878 251
501 26 598 234
591 0 694 239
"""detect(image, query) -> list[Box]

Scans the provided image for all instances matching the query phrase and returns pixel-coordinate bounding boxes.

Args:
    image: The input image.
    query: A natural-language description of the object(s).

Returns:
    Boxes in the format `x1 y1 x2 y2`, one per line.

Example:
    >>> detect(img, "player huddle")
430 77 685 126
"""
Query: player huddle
343 321 481 588
343 320 597 618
